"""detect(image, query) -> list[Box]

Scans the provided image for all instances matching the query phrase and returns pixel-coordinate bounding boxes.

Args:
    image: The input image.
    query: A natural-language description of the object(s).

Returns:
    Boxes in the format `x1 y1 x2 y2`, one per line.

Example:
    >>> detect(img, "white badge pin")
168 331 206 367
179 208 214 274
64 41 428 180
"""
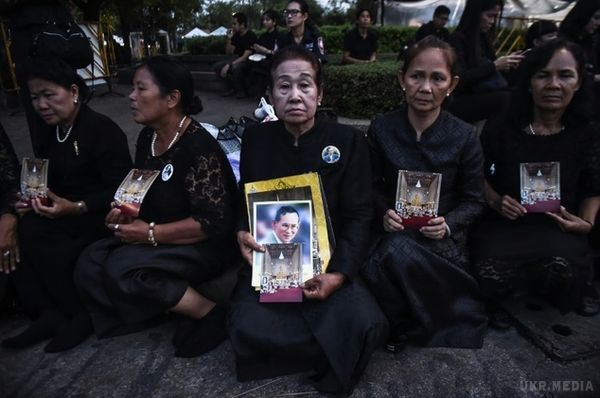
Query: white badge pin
321 145 341 164
161 164 174 181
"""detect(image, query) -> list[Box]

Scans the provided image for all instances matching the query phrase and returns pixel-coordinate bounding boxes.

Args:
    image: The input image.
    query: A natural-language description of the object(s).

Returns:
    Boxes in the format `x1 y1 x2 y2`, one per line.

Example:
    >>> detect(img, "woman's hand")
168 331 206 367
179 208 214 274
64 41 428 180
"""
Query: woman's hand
220 63 231 78
251 44 269 55
0 213 19 274
109 219 151 244
302 272 346 300
30 189 79 219
493 195 527 220
236 231 264 265
420 216 448 240
494 53 524 71
546 206 593 234
383 209 404 232
105 205 133 226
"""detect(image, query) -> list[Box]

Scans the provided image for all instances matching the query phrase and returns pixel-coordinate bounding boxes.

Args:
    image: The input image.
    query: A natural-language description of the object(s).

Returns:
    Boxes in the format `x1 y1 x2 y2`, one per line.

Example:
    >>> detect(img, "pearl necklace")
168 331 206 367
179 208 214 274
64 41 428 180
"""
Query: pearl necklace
56 124 73 143
528 123 565 136
151 116 187 157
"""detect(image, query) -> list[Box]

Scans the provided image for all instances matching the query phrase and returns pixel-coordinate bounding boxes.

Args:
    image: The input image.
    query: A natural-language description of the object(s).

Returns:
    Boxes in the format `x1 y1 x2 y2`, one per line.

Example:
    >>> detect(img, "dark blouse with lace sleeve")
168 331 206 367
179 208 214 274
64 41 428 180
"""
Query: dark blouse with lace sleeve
0 124 19 217
134 120 238 239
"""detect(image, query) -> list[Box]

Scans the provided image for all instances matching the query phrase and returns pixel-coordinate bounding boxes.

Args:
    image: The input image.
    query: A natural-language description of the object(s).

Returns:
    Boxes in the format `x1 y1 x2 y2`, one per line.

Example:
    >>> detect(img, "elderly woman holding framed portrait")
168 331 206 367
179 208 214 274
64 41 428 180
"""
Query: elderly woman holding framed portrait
230 46 387 396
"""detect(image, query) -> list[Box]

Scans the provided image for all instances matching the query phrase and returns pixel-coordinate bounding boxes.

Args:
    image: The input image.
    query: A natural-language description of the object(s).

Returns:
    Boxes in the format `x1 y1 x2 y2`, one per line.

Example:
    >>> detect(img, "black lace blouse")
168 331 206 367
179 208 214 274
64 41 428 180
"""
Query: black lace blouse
134 120 238 239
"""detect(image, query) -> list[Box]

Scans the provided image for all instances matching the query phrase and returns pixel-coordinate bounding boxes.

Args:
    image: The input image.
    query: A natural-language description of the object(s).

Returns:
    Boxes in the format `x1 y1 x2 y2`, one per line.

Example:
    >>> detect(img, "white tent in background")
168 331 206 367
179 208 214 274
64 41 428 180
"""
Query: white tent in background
183 27 209 38
210 26 228 36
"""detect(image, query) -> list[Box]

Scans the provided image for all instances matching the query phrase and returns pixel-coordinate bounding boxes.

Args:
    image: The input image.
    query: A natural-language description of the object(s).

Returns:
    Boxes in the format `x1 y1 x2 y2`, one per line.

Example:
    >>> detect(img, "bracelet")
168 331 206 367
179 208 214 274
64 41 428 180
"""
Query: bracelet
76 201 87 215
148 222 158 246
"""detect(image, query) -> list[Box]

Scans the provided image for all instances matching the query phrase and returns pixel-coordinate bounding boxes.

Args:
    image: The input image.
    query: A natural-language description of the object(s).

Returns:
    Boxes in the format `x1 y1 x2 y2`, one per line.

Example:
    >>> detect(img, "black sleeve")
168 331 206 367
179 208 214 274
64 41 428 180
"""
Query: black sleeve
366 118 392 230
342 29 353 52
449 33 497 91
415 24 427 42
82 116 132 212
579 124 600 199
235 125 256 233
480 117 500 182
185 136 237 237
444 128 485 233
327 130 373 280
0 124 19 216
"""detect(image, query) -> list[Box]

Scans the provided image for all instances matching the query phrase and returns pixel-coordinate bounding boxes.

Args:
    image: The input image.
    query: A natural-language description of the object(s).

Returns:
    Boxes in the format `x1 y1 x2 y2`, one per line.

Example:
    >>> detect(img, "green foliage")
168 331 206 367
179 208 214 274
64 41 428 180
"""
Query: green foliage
184 36 227 54
322 61 403 119
184 25 418 55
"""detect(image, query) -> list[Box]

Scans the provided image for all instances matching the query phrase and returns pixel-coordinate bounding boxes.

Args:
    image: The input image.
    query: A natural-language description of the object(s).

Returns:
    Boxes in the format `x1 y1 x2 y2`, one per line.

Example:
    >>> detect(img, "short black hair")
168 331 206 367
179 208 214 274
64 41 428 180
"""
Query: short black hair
356 8 374 21
233 12 248 27
274 206 299 222
524 20 557 49
138 55 203 115
262 9 279 26
268 45 323 91
434 5 451 17
24 56 90 101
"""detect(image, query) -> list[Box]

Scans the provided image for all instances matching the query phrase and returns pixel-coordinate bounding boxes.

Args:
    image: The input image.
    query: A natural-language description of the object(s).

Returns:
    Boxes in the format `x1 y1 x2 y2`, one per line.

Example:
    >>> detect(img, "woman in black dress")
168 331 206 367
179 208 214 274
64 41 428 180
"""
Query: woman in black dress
229 46 388 396
447 0 524 123
361 36 488 351
1 57 132 352
73 56 239 357
471 40 600 316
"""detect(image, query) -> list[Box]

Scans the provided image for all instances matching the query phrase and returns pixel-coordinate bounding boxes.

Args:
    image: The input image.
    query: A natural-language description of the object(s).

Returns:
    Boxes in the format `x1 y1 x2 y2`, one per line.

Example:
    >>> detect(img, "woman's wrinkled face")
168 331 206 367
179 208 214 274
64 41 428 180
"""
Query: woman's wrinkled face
270 59 322 130
358 11 372 29
530 48 580 114
284 2 307 29
583 10 600 35
480 5 500 33
400 48 457 114
28 78 78 126
129 67 169 125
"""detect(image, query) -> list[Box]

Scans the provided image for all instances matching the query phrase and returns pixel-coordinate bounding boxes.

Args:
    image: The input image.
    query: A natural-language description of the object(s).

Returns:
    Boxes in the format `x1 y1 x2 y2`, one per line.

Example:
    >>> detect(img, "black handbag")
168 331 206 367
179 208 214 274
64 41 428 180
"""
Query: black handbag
31 21 93 69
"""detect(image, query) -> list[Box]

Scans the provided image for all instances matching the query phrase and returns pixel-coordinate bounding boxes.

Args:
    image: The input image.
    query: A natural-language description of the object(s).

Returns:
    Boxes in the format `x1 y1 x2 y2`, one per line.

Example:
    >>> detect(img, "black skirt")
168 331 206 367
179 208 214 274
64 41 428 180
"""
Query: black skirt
470 212 592 312
361 230 487 348
75 237 225 337
227 267 389 395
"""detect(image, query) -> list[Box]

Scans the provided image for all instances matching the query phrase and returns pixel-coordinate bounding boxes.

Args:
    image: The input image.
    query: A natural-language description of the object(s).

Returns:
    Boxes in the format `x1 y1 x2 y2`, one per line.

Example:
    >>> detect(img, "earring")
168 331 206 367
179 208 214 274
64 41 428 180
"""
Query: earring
318 101 322 106
74 97 78 104
446 91 451 97
401 86 406 92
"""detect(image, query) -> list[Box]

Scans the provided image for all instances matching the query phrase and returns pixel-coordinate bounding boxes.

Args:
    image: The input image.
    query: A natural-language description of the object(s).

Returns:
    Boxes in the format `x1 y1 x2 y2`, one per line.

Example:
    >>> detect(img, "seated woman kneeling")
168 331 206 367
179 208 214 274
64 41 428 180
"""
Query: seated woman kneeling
361 36 488 350
74 56 239 357
229 46 388 396
471 40 600 317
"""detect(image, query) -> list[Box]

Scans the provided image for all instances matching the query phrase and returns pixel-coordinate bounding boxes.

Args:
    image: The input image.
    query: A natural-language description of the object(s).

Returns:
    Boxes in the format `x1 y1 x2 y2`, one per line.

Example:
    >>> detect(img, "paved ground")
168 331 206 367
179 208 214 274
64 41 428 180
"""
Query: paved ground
0 82 599 398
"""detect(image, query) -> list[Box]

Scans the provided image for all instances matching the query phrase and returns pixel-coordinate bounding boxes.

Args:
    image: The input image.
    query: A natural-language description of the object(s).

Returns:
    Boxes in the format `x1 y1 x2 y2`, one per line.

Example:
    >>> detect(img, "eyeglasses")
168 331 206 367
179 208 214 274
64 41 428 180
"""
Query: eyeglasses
282 9 302 17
